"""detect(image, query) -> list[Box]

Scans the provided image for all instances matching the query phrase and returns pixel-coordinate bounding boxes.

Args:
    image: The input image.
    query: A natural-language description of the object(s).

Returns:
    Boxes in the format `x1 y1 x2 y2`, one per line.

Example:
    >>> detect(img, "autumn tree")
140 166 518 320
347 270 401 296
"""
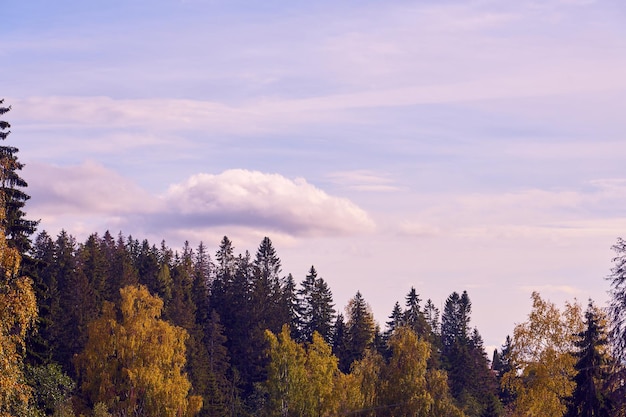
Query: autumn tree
304 332 340 417
264 325 308 417
76 285 202 417
0 155 38 415
381 326 433 417
502 292 583 417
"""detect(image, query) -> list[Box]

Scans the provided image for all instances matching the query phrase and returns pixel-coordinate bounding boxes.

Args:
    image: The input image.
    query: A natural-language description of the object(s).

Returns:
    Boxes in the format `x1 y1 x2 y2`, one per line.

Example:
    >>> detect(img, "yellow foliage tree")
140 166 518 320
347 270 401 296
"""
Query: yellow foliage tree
0 195 37 416
265 325 309 417
76 285 202 417
382 326 433 417
502 292 583 417
304 332 340 417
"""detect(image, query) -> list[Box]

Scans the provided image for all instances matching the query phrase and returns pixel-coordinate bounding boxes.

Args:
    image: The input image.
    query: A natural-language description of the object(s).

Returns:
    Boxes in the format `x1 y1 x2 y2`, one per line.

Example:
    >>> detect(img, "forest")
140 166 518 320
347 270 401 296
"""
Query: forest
2 98 626 417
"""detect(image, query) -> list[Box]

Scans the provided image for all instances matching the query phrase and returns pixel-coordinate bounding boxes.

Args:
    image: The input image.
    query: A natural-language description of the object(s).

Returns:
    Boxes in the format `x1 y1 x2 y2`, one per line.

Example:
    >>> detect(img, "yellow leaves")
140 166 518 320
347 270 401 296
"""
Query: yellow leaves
384 326 433 417
503 292 583 417
77 285 200 417
0 220 37 416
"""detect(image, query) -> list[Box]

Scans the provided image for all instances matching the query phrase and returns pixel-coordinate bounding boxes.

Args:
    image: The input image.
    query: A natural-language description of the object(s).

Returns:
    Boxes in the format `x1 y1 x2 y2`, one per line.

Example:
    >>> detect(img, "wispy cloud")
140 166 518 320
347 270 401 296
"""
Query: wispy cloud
327 170 400 192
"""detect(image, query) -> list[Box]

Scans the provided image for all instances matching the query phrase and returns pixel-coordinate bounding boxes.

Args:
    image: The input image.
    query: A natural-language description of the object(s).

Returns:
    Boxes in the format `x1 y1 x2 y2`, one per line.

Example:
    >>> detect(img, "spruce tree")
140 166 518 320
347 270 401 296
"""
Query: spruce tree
344 291 376 370
298 266 336 344
566 301 611 417
0 99 38 256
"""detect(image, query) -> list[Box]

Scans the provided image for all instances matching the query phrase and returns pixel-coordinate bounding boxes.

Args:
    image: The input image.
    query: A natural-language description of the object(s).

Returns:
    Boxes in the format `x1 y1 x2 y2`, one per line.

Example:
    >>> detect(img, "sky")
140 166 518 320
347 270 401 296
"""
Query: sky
3 0 626 351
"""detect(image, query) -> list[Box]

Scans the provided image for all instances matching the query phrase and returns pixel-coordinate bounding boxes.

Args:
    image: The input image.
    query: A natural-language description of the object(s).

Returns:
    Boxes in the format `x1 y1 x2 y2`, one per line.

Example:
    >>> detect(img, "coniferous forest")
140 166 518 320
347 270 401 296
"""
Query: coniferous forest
2 99 626 417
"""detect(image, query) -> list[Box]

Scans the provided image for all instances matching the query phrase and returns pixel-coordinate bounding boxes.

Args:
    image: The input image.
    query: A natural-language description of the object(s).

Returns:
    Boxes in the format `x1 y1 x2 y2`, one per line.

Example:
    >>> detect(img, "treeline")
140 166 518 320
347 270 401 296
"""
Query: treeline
23 230 494 416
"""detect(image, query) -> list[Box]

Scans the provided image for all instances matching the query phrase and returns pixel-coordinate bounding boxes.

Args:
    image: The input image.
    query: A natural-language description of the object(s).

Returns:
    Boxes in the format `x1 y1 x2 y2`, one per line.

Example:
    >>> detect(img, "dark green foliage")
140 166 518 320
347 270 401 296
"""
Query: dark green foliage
566 301 611 417
493 335 515 405
26 231 58 365
404 287 429 337
344 291 376 370
332 313 350 373
26 363 75 416
441 291 500 417
386 301 404 335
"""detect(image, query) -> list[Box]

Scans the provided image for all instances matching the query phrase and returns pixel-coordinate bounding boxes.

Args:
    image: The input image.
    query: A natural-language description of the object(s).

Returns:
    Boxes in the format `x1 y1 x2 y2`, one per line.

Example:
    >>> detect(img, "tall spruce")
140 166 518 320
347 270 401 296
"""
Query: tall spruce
566 301 611 417
441 290 499 417
298 266 336 344
344 291 376 371
0 100 38 257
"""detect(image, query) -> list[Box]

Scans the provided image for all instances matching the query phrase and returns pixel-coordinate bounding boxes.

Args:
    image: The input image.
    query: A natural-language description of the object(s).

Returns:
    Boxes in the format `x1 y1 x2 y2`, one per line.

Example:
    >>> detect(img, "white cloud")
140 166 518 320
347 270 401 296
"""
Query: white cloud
26 163 374 241
161 170 376 236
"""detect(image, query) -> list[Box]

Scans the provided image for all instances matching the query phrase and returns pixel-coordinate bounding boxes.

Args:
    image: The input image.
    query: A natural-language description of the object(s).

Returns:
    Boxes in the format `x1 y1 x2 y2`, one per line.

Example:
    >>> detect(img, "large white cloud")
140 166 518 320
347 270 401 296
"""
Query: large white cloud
25 163 375 240
159 169 375 236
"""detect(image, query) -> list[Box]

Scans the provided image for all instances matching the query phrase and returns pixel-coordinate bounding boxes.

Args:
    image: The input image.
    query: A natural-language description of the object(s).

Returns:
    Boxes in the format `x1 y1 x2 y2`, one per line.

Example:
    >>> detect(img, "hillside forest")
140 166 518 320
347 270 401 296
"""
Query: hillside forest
2 99 626 417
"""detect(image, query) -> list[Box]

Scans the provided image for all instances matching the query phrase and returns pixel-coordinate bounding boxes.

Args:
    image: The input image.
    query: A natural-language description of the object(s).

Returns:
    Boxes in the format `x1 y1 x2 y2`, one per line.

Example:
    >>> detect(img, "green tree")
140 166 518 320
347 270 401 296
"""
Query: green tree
76 285 202 417
26 363 75 417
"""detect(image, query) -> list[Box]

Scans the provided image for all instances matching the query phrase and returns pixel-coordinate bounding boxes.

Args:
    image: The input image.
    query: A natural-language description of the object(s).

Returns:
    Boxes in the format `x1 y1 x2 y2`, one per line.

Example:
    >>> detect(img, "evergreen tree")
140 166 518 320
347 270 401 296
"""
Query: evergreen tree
298 266 336 344
566 301 611 417
25 231 58 365
386 301 404 336
135 239 161 297
332 314 350 373
441 290 498 417
423 298 440 335
0 99 38 257
606 238 626 365
344 291 376 371
252 237 285 334
404 287 429 337
281 273 300 338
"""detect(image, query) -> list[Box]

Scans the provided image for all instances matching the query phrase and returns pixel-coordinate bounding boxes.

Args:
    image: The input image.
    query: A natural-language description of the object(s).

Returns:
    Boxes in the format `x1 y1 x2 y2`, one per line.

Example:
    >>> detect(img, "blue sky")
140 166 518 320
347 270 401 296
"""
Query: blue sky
3 0 626 350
